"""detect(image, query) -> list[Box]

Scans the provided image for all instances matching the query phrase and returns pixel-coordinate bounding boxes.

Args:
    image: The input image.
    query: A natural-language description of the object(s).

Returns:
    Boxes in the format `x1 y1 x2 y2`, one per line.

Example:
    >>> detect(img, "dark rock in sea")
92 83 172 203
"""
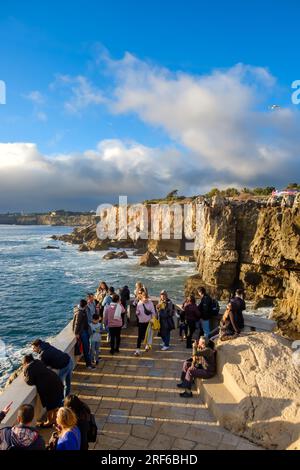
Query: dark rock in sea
42 245 60 250
254 297 275 309
79 244 89 252
103 251 129 260
139 251 160 267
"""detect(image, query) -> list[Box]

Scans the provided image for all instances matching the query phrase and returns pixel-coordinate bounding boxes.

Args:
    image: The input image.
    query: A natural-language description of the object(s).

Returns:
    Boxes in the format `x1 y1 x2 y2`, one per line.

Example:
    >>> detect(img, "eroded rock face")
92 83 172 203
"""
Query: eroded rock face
139 251 160 267
216 333 300 450
187 198 300 338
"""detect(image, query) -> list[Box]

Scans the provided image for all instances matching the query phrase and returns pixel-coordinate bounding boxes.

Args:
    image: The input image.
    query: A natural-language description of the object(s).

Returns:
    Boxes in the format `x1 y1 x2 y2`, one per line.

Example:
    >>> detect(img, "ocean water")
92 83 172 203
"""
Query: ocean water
0 225 196 388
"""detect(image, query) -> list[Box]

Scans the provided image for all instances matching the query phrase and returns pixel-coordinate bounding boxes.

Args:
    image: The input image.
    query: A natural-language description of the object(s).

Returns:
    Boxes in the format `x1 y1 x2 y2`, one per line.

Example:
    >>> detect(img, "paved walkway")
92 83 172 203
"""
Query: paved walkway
72 327 260 450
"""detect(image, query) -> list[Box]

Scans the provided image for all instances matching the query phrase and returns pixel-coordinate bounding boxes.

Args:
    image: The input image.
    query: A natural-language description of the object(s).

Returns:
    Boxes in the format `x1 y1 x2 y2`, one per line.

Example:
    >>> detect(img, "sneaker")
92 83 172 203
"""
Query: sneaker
87 365 96 369
134 350 141 356
179 391 193 398
145 345 150 352
160 342 165 347
161 346 170 351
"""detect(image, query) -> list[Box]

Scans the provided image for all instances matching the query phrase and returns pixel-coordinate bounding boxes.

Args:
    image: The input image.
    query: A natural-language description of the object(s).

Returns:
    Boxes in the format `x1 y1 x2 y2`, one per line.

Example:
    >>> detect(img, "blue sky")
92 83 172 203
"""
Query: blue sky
0 0 299 210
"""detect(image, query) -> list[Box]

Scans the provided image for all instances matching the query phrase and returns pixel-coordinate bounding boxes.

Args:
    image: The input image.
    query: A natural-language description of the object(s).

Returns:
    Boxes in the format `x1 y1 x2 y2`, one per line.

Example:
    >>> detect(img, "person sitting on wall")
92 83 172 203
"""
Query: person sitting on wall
219 302 240 341
22 354 64 428
0 404 46 450
32 339 74 398
177 336 216 398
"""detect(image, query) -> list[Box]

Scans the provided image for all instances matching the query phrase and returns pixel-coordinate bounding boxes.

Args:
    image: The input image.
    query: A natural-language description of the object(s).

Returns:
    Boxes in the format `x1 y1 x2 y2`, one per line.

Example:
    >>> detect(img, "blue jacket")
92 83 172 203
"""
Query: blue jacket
56 427 81 451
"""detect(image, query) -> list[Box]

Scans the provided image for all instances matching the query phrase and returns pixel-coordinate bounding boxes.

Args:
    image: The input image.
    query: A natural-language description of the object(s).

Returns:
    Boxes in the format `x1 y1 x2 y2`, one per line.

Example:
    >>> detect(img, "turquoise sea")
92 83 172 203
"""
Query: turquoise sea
0 225 196 387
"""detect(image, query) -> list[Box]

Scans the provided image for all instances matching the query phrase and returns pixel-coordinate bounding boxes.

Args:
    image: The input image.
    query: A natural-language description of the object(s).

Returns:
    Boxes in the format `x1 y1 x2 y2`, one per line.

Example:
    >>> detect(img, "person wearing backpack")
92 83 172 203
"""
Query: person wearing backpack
0 404 45 450
197 287 213 337
134 289 156 356
103 294 125 354
64 395 95 450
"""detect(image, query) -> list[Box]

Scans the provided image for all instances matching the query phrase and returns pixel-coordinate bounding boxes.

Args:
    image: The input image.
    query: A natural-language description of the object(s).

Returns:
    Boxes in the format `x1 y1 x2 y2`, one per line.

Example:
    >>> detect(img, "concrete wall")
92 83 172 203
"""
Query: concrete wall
0 321 76 429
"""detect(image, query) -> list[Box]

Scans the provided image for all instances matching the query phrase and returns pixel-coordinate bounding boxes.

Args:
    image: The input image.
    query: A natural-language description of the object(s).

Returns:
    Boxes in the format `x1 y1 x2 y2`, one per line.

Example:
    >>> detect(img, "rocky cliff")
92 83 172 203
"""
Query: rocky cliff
0 213 96 226
55 195 300 338
186 194 300 338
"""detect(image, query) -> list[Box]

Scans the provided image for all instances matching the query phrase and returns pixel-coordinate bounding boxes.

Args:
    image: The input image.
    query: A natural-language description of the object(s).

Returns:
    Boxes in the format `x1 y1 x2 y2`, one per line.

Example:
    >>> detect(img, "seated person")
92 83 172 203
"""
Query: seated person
177 336 216 398
219 302 240 341
0 404 45 450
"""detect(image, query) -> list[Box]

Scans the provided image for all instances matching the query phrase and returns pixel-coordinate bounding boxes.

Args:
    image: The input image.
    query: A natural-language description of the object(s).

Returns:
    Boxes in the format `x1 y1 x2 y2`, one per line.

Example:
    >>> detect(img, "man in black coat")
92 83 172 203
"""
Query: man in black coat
197 287 213 337
0 404 45 450
32 339 74 397
22 354 64 427
230 289 246 330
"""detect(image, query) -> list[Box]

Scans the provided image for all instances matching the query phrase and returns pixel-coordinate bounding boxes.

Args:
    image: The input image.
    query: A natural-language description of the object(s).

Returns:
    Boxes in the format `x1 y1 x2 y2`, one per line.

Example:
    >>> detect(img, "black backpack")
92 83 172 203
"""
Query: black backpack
87 414 97 443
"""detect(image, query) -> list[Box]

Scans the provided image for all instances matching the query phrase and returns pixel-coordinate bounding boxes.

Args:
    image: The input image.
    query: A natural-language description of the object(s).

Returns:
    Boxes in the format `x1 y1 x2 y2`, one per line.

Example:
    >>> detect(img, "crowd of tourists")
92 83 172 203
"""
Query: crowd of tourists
0 280 246 450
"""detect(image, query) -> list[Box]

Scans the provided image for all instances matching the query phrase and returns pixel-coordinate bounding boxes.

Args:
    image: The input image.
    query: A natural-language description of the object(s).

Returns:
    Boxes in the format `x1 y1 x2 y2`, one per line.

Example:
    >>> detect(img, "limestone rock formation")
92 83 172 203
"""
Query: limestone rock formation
214 333 300 449
139 251 160 267
186 198 300 338
79 244 89 252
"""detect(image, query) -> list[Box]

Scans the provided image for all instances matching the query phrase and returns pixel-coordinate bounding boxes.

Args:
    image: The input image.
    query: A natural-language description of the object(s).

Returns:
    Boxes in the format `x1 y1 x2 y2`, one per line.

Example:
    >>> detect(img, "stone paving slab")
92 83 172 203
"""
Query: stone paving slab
72 326 263 450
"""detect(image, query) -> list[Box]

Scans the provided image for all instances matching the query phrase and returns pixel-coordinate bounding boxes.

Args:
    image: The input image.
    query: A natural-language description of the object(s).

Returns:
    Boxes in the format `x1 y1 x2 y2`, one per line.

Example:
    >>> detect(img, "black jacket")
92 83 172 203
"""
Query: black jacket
23 360 64 410
38 341 70 370
198 295 213 320
159 300 175 337
72 306 89 336
231 297 245 329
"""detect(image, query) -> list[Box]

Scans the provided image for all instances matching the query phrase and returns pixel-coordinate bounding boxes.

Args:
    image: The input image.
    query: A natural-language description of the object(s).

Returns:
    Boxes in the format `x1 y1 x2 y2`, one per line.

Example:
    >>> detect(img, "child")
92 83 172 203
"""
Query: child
89 314 104 365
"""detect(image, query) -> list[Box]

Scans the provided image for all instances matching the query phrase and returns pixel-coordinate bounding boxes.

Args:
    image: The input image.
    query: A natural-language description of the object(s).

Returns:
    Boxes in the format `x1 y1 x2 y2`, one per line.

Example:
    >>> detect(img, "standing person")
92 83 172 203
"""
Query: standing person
134 289 156 356
0 404 45 450
22 355 64 427
231 289 246 330
72 299 94 369
55 407 81 451
89 313 104 365
157 290 175 351
102 286 115 308
133 282 148 304
120 285 130 327
103 294 125 355
86 293 97 323
177 336 216 398
64 395 91 451
32 339 74 398
183 295 202 349
197 287 213 337
95 281 108 318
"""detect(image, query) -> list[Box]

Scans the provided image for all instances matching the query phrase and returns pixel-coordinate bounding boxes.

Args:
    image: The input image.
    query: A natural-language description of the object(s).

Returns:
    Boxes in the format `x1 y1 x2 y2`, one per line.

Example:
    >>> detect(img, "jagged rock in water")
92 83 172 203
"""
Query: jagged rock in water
79 244 89 252
139 251 160 267
158 252 168 261
103 251 128 260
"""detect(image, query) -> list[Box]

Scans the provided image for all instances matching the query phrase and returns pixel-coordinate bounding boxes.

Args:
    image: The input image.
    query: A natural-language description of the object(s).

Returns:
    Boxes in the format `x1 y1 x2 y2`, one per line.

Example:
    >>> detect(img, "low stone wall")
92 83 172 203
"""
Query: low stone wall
0 321 76 428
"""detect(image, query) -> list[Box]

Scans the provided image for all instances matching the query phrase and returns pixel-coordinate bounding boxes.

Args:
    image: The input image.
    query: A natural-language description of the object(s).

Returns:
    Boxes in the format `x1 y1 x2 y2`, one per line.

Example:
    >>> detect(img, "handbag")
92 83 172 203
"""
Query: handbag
74 338 82 356
151 317 160 331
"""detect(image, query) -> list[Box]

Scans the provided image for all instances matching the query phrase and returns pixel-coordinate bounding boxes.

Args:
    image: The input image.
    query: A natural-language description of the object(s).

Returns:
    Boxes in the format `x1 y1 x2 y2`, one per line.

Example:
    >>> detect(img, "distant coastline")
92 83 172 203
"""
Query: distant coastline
0 210 96 226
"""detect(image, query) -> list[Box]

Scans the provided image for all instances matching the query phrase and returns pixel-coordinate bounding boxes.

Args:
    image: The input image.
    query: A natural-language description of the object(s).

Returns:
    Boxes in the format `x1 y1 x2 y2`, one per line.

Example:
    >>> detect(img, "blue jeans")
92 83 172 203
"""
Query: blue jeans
90 341 100 362
58 357 74 398
201 319 211 337
80 330 91 366
162 331 171 347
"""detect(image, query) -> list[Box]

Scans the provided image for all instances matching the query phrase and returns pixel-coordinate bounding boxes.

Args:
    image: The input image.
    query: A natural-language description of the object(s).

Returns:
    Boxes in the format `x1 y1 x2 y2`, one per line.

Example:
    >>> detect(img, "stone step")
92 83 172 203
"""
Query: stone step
196 376 240 432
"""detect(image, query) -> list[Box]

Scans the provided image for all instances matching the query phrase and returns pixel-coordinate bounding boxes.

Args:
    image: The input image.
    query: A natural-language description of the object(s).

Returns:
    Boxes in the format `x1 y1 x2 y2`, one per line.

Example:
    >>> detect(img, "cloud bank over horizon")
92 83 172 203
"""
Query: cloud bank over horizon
1 53 300 211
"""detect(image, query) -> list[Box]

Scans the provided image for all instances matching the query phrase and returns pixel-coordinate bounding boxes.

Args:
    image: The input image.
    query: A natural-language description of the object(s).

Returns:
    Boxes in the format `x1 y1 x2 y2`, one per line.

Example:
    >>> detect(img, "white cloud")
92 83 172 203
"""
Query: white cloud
51 74 105 114
102 53 300 181
23 90 45 105
0 140 202 211
36 111 48 122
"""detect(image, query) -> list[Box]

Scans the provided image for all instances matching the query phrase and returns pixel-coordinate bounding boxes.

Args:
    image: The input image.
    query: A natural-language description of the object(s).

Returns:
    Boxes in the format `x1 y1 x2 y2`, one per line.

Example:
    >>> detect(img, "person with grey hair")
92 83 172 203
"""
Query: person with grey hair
177 336 216 398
